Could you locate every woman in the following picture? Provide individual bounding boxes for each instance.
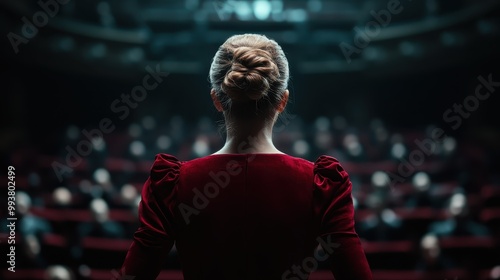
[120,34,372,280]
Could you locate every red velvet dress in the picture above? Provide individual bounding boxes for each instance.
[120,153,372,280]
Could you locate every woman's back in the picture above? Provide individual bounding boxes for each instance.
[177,153,318,279]
[122,153,372,279]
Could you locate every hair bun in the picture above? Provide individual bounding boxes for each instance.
[221,47,280,101]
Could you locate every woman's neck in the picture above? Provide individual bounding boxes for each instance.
[214,121,283,154]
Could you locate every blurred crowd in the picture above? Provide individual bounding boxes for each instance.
[1,114,499,279]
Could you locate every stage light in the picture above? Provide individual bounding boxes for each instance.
[293,139,310,156]
[449,193,466,216]
[371,119,389,142]
[65,124,80,140]
[307,0,322,12]
[477,19,499,35]
[97,1,115,27]
[381,209,399,224]
[270,0,284,14]
[490,265,500,279]
[371,171,390,188]
[142,115,156,130]
[391,142,406,159]
[314,116,330,132]
[399,41,422,57]
[440,31,464,47]
[412,172,430,191]
[130,140,146,157]
[185,0,199,10]
[442,136,456,154]
[253,0,272,21]
[286,9,307,22]
[128,123,142,138]
[235,1,253,21]
[17,191,32,215]
[91,136,106,152]
[332,116,347,131]
[93,168,111,184]
[53,36,75,53]
[193,136,209,157]
[315,132,332,150]
[87,43,107,59]
[363,46,387,61]
[122,47,145,64]
[79,179,93,194]
[28,172,41,188]
[344,134,362,157]
[156,135,172,150]
[90,198,110,222]
[53,186,72,206]
[121,184,138,205]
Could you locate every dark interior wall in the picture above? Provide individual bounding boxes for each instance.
[2,52,499,153]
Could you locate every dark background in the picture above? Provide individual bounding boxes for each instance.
[1,0,500,279]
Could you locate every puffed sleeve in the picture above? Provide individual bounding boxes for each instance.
[314,155,373,280]
[120,154,181,280]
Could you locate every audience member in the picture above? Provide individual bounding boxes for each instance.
[415,234,456,271]
[405,172,436,208]
[71,198,126,260]
[428,193,490,237]
[357,191,404,241]
[45,265,75,280]
[0,192,52,268]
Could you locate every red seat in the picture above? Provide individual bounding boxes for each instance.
[30,207,136,222]
[439,236,498,269]
[91,269,184,280]
[81,237,131,269]
[40,233,70,265]
[439,236,496,249]
[1,269,47,280]
[478,268,499,280]
[372,269,470,280]
[82,236,131,251]
[363,240,414,253]
[43,233,67,247]
[481,185,500,204]
[481,208,500,223]
[362,240,416,269]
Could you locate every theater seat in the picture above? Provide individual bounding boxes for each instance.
[481,207,500,235]
[30,207,136,222]
[90,269,184,280]
[0,269,47,280]
[478,268,500,280]
[371,268,470,280]
[395,207,447,238]
[81,237,131,269]
[439,236,497,269]
[309,267,460,280]
[42,233,69,265]
[362,240,416,269]
[481,185,500,207]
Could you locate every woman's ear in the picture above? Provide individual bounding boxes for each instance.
[277,90,289,113]
[211,89,224,112]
